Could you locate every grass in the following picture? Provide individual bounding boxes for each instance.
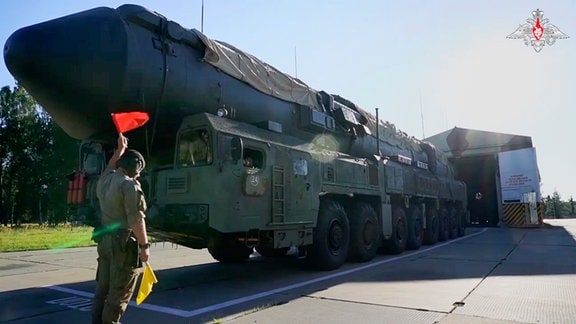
[0,224,96,252]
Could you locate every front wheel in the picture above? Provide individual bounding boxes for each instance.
[307,199,350,271]
[208,235,253,263]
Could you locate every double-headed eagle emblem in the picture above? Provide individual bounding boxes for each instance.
[507,9,569,53]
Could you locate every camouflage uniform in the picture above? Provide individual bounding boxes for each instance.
[91,167,147,324]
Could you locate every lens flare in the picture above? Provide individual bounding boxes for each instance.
[51,223,121,250]
[309,134,340,163]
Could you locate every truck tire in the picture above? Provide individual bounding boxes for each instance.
[381,206,407,254]
[448,207,459,239]
[457,207,467,237]
[406,206,424,250]
[307,199,350,271]
[208,235,253,263]
[348,202,379,262]
[423,206,439,245]
[438,207,450,241]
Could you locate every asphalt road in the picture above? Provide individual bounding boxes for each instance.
[1,219,575,324]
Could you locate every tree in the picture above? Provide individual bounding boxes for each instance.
[551,191,562,218]
[0,85,36,225]
[544,195,554,218]
[0,85,78,226]
[543,191,576,219]
[40,116,79,224]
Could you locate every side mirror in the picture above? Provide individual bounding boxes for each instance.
[231,137,244,162]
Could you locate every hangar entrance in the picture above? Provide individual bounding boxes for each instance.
[453,155,499,226]
[425,127,541,228]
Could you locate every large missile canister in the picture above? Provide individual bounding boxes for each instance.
[4,4,453,177]
[4,5,298,149]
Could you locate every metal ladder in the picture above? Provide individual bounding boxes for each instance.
[272,166,285,224]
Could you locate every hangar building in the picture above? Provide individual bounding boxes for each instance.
[426,127,543,227]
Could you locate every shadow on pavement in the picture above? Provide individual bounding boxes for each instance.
[0,219,574,323]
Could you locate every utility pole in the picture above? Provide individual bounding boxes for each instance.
[201,0,205,33]
[419,89,425,139]
[294,46,298,78]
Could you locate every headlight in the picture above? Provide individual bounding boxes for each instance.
[217,107,229,117]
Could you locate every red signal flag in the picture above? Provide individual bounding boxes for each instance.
[111,112,150,133]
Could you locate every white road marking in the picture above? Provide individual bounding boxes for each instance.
[46,285,191,317]
[46,296,93,312]
[46,228,488,318]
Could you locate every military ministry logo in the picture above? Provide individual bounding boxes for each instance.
[507,9,569,53]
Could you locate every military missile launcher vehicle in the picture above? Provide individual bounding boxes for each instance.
[4,4,467,270]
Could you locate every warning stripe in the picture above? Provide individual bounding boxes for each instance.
[503,203,543,227]
[503,203,526,226]
[537,202,544,224]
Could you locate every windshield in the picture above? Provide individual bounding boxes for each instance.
[177,128,213,166]
[81,142,106,174]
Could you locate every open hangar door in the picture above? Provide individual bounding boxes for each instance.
[452,155,499,226]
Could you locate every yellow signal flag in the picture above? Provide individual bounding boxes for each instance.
[136,262,158,305]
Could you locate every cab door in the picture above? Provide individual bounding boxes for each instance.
[270,146,319,225]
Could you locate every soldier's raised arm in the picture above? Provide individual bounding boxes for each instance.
[105,133,128,171]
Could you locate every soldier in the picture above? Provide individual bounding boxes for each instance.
[188,130,212,165]
[177,129,211,166]
[91,133,150,324]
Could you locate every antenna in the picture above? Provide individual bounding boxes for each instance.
[376,108,381,156]
[201,0,205,33]
[294,46,298,78]
[419,89,425,139]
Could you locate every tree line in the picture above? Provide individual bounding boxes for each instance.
[0,85,77,226]
[543,191,575,219]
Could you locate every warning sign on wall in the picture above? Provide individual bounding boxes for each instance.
[498,147,541,203]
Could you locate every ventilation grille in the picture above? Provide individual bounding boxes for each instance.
[325,166,335,182]
[167,176,187,193]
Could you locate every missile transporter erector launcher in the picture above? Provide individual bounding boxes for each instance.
[4,4,467,270]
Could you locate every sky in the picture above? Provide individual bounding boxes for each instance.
[1,0,575,200]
